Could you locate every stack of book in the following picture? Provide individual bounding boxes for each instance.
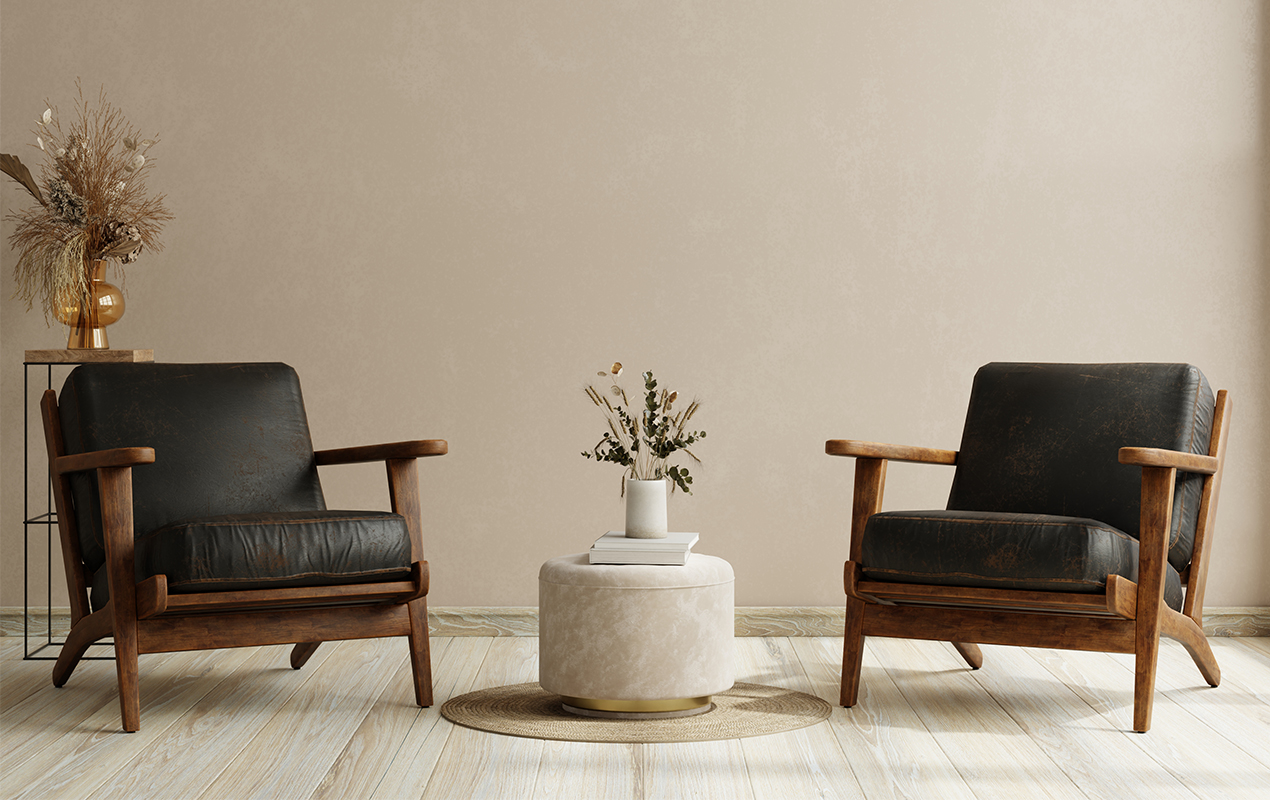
[588,531,699,565]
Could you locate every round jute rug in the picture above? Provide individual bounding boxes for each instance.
[440,682,832,743]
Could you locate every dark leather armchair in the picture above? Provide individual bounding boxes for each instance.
[42,362,445,732]
[827,363,1230,732]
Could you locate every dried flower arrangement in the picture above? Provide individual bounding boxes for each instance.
[2,84,171,323]
[582,362,706,494]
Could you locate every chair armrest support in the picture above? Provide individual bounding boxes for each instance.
[827,442,953,561]
[54,447,155,475]
[1119,447,1217,475]
[848,458,888,562]
[826,440,957,465]
[386,458,426,562]
[315,440,448,466]
[1133,464,1176,731]
[316,440,443,562]
[97,464,142,729]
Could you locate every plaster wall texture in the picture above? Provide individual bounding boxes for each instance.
[2,0,1267,607]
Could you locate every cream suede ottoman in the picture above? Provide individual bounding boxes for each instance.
[538,553,735,717]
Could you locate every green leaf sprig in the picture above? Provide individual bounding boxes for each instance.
[582,362,706,495]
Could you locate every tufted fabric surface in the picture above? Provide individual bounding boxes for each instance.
[59,363,328,574]
[946,362,1214,572]
[539,553,734,702]
[88,510,413,611]
[861,510,1184,610]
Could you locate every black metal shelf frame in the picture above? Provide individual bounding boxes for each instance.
[23,361,113,661]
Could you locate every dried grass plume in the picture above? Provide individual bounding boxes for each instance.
[3,83,172,323]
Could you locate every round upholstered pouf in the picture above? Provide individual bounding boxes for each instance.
[538,553,735,718]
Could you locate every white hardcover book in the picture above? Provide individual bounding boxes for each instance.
[589,531,699,565]
[590,531,699,551]
[589,547,693,566]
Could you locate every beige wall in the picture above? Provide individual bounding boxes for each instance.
[2,0,1267,609]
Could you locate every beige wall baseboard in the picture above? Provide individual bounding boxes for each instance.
[4,606,1268,640]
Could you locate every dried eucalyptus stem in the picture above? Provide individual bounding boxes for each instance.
[582,362,706,494]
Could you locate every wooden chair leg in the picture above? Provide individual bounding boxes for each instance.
[841,595,866,707]
[1133,619,1162,733]
[952,642,983,670]
[1163,609,1220,687]
[290,642,322,669]
[407,597,433,707]
[52,607,113,687]
[1180,636,1221,688]
[112,611,141,733]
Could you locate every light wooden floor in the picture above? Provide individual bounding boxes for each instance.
[2,634,1268,799]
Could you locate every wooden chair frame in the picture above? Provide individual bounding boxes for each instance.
[827,389,1230,733]
[41,389,447,733]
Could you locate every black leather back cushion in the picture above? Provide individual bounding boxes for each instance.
[59,363,327,573]
[947,363,1214,573]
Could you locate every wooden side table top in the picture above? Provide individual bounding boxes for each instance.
[25,349,154,364]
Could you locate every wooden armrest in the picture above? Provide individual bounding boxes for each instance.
[825,440,957,465]
[54,447,155,475]
[315,439,448,466]
[1118,447,1217,475]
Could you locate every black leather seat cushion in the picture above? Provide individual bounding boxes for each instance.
[90,510,412,611]
[861,510,1184,611]
[59,363,329,574]
[948,363,1214,572]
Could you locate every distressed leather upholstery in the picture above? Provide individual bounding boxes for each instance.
[860,363,1214,608]
[58,363,413,610]
[89,510,412,610]
[862,510,1184,610]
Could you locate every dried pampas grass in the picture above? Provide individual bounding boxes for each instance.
[4,82,171,323]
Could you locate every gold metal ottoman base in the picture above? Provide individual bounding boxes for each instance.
[559,695,714,719]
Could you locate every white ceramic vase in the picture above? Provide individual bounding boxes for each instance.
[624,478,669,539]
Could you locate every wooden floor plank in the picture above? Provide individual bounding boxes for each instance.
[422,637,544,800]
[871,637,1088,800]
[6,646,261,800]
[310,637,454,800]
[963,643,1198,799]
[531,741,643,800]
[641,740,755,800]
[197,638,405,800]
[1,645,153,723]
[734,637,864,799]
[370,637,494,800]
[1226,638,1270,680]
[1141,639,1270,767]
[366,639,491,799]
[1236,636,1270,660]
[1028,644,1270,799]
[0,635,54,668]
[1,654,128,755]
[85,643,338,800]
[1,636,1266,799]
[1,655,64,711]
[0,632,49,652]
[790,636,982,800]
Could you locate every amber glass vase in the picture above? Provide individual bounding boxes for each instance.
[58,259,125,349]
